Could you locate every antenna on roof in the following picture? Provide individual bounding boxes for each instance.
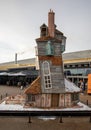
[15,53,17,64]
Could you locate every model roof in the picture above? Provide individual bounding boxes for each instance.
[24,76,41,94]
[24,77,80,94]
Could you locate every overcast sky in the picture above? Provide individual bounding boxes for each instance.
[0,0,91,63]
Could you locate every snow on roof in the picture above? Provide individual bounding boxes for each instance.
[0,72,8,75]
[8,72,26,76]
[65,78,80,93]
[24,77,80,94]
[0,72,26,76]
[0,101,91,111]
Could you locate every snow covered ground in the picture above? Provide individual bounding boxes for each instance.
[0,101,91,111]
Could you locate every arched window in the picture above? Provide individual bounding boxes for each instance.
[42,61,52,89]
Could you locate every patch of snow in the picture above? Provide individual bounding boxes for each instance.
[1,101,6,105]
[38,116,56,121]
[65,78,80,92]
[0,101,91,111]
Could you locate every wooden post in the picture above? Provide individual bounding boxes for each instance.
[28,113,32,123]
[87,100,88,106]
[89,116,91,123]
[59,113,63,123]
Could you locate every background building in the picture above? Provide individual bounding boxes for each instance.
[63,50,91,87]
[0,50,91,87]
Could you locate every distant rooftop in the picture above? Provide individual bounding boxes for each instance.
[0,50,91,67]
[63,50,91,61]
[0,58,35,66]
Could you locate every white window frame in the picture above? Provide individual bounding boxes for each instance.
[42,61,52,89]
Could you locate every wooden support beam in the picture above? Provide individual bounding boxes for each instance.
[28,113,32,123]
[89,116,91,123]
[59,113,63,123]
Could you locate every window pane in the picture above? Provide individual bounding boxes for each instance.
[48,80,50,83]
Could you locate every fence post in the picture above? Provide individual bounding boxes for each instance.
[86,100,88,106]
[89,116,91,123]
[59,113,63,123]
[28,113,32,123]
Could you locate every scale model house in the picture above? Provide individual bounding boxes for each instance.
[24,10,80,108]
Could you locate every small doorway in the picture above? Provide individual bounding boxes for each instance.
[51,94,59,107]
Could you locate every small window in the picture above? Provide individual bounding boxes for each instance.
[71,93,79,101]
[41,28,47,36]
[61,44,65,53]
[61,38,66,53]
[44,75,52,88]
[28,94,35,102]
[40,24,48,37]
[46,41,54,56]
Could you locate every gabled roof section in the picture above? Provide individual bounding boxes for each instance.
[40,23,47,28]
[24,76,41,94]
[55,29,63,35]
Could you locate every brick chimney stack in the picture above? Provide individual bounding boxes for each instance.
[48,9,55,37]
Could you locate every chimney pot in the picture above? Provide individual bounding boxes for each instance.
[48,10,55,37]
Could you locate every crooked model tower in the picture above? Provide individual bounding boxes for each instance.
[34,10,66,107]
[36,9,66,94]
[25,10,80,108]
